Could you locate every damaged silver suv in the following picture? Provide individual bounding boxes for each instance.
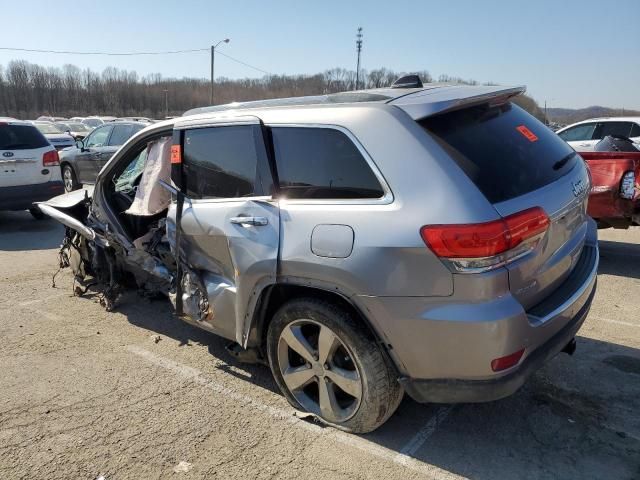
[40,81,598,433]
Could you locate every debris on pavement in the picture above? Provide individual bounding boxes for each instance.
[173,461,192,473]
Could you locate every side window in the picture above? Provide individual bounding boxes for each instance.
[271,127,384,200]
[85,126,112,148]
[597,122,633,138]
[630,123,640,138]
[109,124,134,146]
[558,123,596,142]
[182,125,271,199]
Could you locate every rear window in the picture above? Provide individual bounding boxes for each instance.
[271,127,384,200]
[182,125,271,199]
[0,124,49,150]
[109,124,140,146]
[35,123,64,134]
[421,103,578,203]
[595,121,634,139]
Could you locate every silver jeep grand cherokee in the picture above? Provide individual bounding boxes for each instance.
[40,81,598,433]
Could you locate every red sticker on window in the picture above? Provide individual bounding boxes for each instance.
[170,145,182,164]
[516,125,538,142]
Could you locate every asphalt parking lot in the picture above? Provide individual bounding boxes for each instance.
[0,210,639,480]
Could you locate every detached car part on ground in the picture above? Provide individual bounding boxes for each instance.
[583,135,640,229]
[40,83,598,433]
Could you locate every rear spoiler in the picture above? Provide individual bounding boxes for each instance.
[389,85,526,120]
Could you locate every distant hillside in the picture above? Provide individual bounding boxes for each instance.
[547,106,640,125]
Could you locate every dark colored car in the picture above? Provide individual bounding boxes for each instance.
[59,121,146,191]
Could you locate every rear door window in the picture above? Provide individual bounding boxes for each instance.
[85,125,112,148]
[557,123,596,142]
[594,121,634,139]
[182,125,272,199]
[630,123,640,138]
[271,127,384,199]
[421,103,577,204]
[0,124,49,150]
[108,124,136,146]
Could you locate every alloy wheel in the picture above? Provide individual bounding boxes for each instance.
[63,167,74,192]
[277,319,363,423]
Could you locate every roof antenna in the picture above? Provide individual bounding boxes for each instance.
[391,74,423,89]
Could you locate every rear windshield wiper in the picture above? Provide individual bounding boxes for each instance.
[553,152,576,171]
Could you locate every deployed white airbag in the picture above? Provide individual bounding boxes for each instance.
[126,137,172,216]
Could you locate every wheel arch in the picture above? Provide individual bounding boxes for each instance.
[246,279,403,373]
[60,160,77,179]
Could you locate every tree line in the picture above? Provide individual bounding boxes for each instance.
[0,60,544,120]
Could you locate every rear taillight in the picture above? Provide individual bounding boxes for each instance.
[43,150,59,167]
[421,207,549,273]
[620,171,636,199]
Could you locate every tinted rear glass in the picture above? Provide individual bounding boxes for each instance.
[596,121,633,138]
[109,124,136,146]
[182,125,269,199]
[0,124,49,150]
[420,103,577,203]
[272,127,384,199]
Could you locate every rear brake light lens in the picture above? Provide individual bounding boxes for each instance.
[620,171,636,199]
[43,150,59,167]
[491,348,525,372]
[421,207,549,272]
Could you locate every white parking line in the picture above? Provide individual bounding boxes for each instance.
[593,316,640,328]
[126,345,464,480]
[396,406,453,459]
[13,293,68,308]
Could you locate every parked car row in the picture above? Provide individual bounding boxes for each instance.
[37,115,156,130]
[0,117,148,218]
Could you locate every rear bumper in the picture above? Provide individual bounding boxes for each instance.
[0,181,65,211]
[399,280,595,402]
[356,226,599,403]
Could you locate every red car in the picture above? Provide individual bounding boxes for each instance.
[582,140,640,228]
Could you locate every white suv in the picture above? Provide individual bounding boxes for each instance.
[556,117,640,151]
[0,118,64,219]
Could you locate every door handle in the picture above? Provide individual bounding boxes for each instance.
[230,216,268,226]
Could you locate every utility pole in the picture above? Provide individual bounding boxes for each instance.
[210,38,230,105]
[544,100,547,125]
[355,27,363,90]
[163,89,168,119]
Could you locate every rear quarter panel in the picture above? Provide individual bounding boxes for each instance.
[263,104,501,298]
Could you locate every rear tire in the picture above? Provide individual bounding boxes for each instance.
[28,206,46,220]
[267,298,403,433]
[62,164,79,192]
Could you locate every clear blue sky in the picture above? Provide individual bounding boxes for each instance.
[1,0,638,109]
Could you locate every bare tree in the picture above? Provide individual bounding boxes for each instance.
[0,60,544,120]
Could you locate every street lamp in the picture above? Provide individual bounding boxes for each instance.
[211,38,230,105]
